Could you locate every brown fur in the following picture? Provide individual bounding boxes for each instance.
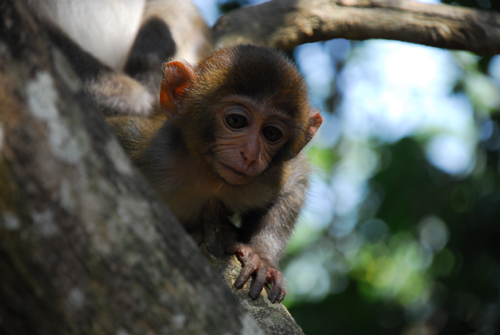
[108,45,322,303]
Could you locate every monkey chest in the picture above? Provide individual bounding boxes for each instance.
[163,184,275,229]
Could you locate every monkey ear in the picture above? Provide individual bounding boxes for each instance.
[305,109,323,144]
[160,61,196,120]
[290,109,322,158]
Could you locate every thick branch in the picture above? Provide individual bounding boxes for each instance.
[0,1,307,334]
[213,0,500,55]
[0,1,263,334]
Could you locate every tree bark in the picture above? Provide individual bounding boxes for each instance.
[213,0,500,55]
[7,0,495,334]
[0,1,266,334]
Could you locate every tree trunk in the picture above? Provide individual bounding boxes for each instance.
[0,1,269,334]
[6,0,494,333]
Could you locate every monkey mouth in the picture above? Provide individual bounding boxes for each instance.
[216,162,252,186]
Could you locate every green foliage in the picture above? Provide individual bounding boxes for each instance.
[289,133,500,334]
[307,146,338,175]
[213,1,500,333]
[284,3,500,335]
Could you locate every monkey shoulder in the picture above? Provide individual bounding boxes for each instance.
[107,113,164,144]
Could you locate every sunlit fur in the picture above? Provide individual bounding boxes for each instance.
[108,45,322,303]
[179,45,313,163]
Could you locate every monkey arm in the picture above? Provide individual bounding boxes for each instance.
[40,21,154,116]
[227,154,311,303]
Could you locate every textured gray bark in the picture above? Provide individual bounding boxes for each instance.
[0,0,306,334]
[7,0,493,334]
[0,1,265,334]
[213,0,500,55]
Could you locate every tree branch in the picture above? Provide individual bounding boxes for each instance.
[213,0,500,55]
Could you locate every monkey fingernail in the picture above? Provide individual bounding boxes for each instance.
[279,290,286,303]
[249,287,261,300]
[234,277,246,289]
[269,290,280,303]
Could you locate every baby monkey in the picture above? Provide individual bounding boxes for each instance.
[108,45,322,303]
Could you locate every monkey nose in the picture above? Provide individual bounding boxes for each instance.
[242,138,261,162]
[240,149,259,168]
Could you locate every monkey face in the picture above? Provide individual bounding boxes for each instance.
[210,98,291,185]
[157,46,322,186]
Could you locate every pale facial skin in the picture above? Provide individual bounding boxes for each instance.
[211,97,292,185]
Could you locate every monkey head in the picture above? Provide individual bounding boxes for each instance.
[159,44,322,186]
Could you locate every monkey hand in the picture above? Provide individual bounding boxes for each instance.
[226,243,286,303]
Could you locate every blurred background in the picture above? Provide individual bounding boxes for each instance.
[195,0,500,334]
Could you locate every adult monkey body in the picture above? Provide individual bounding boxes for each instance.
[25,0,212,115]
[26,0,322,303]
[108,45,322,303]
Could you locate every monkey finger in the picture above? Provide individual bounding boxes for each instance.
[249,267,269,300]
[270,269,284,288]
[269,285,285,304]
[226,243,248,260]
[278,289,286,303]
[269,289,286,304]
[268,269,286,303]
[234,263,257,289]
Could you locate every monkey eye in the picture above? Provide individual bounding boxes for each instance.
[225,114,248,129]
[263,126,283,142]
